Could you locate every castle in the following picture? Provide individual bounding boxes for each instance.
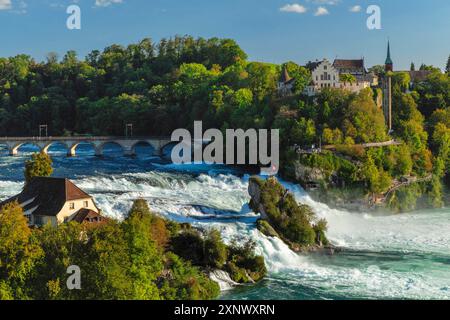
[277,42,407,133]
[278,58,378,98]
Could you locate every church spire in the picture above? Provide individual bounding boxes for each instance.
[385,40,393,71]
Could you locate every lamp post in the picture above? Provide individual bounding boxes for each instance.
[39,125,48,139]
[125,123,133,138]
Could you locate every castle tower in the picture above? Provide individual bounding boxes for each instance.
[277,65,295,97]
[382,41,393,132]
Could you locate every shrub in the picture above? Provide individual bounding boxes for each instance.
[226,239,267,283]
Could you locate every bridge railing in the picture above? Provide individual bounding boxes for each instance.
[0,136,172,142]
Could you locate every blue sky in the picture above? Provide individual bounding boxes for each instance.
[0,0,449,70]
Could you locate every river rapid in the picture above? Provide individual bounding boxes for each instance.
[0,143,449,300]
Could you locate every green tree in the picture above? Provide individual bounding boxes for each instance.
[362,156,392,194]
[203,229,227,268]
[24,152,53,183]
[122,199,163,300]
[282,61,311,94]
[246,62,277,102]
[231,88,253,108]
[446,55,450,74]
[29,222,84,300]
[339,73,356,85]
[395,145,413,176]
[368,65,386,77]
[392,72,411,92]
[0,202,42,299]
[79,222,134,300]
[345,88,387,143]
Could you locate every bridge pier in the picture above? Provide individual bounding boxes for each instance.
[123,146,136,157]
[153,148,163,157]
[65,143,77,157]
[94,147,103,157]
[9,148,17,156]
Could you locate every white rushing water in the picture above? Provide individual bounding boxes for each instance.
[0,149,449,300]
[73,170,450,299]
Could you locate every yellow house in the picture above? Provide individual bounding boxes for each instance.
[1,177,104,227]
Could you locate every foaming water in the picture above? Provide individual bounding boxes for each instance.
[0,144,449,300]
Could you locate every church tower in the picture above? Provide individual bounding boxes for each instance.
[385,41,393,72]
[382,41,393,132]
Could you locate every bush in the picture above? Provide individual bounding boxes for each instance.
[226,239,267,283]
[159,253,220,300]
[171,230,204,266]
[204,230,228,269]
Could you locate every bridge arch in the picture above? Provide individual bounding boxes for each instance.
[10,142,42,156]
[67,141,98,157]
[160,141,180,157]
[42,142,70,154]
[131,141,156,156]
[97,141,127,157]
[0,143,9,155]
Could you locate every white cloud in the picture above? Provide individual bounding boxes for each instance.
[0,0,12,10]
[314,6,329,16]
[349,5,362,13]
[280,3,307,14]
[95,0,123,7]
[307,0,339,5]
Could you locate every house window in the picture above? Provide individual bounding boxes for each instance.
[69,202,75,210]
[324,65,327,70]
[84,201,89,208]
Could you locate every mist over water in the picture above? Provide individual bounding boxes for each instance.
[1,144,449,300]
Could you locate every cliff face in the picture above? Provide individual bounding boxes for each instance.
[290,161,373,212]
[292,161,327,185]
[248,178,268,220]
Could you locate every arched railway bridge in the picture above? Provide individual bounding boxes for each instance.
[0,136,174,157]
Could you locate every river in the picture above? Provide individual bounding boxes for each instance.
[0,143,449,300]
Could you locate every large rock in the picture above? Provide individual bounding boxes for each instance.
[248,178,268,220]
[293,161,327,184]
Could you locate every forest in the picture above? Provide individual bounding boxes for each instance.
[0,35,449,209]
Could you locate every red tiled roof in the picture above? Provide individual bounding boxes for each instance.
[333,59,365,70]
[1,177,92,217]
[72,208,108,224]
[408,70,432,82]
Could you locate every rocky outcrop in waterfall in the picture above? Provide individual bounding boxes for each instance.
[249,176,333,253]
